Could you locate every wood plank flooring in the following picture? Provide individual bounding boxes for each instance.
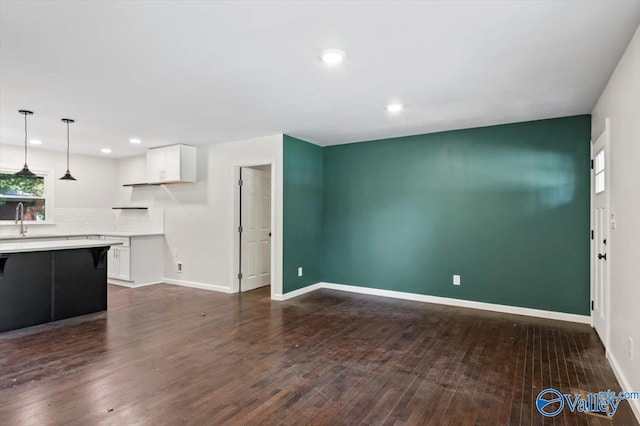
[0,284,637,425]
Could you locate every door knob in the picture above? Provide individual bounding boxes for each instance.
[598,253,607,260]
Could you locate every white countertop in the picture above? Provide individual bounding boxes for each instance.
[100,232,164,237]
[0,239,123,254]
[0,232,164,241]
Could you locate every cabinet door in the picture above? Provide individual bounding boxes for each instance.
[163,145,182,182]
[117,247,131,281]
[146,148,165,183]
[107,247,119,278]
[179,145,197,182]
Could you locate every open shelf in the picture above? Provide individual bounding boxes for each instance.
[111,207,148,210]
[122,183,162,187]
[122,181,192,187]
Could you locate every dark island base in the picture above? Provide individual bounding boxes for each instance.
[0,247,109,333]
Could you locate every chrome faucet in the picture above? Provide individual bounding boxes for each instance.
[15,202,28,237]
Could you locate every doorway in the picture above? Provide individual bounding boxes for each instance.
[238,165,272,292]
[591,118,610,346]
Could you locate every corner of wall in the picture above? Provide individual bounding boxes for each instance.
[591,23,640,423]
[282,135,324,294]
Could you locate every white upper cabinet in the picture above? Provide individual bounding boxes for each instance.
[146,148,166,183]
[146,144,197,183]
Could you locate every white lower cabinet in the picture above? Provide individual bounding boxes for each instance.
[104,235,163,287]
[107,244,131,281]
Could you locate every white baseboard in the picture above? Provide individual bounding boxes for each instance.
[272,283,322,301]
[163,278,234,294]
[607,351,640,422]
[110,277,233,294]
[277,281,590,324]
[108,279,163,289]
[107,280,135,288]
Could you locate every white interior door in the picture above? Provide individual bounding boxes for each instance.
[240,167,271,292]
[258,170,271,286]
[592,124,610,345]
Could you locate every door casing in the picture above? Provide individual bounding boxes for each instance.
[232,161,276,298]
[591,117,611,349]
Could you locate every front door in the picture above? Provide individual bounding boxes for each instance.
[592,121,610,345]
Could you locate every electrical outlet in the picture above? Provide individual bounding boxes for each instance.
[628,337,633,360]
[298,267,303,277]
[177,262,183,273]
[453,275,461,286]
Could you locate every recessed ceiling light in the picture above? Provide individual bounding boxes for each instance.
[321,49,346,65]
[101,148,112,154]
[129,138,141,144]
[29,139,42,145]
[386,103,404,113]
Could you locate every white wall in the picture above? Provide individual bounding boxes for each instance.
[0,143,118,208]
[0,144,120,236]
[115,134,284,296]
[591,25,640,420]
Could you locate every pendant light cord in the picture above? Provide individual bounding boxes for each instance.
[23,112,28,164]
[66,120,70,171]
[16,110,35,177]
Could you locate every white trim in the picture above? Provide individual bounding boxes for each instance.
[276,282,590,324]
[231,160,278,299]
[163,278,234,294]
[108,277,234,293]
[0,164,55,225]
[590,137,594,329]
[607,351,640,422]
[272,283,322,301]
[0,221,57,227]
[590,117,611,347]
[108,279,163,289]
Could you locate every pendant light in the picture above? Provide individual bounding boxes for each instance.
[15,110,36,177]
[60,118,77,180]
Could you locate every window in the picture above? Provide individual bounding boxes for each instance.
[594,149,605,194]
[0,170,52,222]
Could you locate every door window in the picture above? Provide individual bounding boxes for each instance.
[594,149,605,194]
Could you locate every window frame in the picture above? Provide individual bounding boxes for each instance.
[0,164,55,225]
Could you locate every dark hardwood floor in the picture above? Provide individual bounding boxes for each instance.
[0,284,636,425]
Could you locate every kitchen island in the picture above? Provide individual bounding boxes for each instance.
[0,239,122,333]
[0,232,166,289]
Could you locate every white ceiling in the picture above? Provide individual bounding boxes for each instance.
[1,1,639,158]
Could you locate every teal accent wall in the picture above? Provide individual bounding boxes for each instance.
[283,135,323,292]
[322,116,591,315]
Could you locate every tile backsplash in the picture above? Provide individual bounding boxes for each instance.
[0,207,164,236]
